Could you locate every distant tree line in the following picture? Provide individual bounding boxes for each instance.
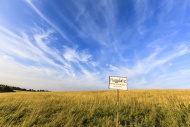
[0,85,14,92]
[0,84,50,93]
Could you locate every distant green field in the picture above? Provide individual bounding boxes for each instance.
[0,90,190,127]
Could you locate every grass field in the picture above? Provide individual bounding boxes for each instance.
[0,90,190,127]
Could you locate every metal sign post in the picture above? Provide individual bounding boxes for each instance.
[109,76,128,127]
[116,89,119,127]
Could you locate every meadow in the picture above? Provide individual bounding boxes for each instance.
[0,90,189,127]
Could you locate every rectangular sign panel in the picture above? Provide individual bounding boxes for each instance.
[109,76,128,90]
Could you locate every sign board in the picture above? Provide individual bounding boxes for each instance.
[109,76,128,90]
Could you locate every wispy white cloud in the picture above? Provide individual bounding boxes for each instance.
[25,0,73,44]
[103,40,190,88]
[0,24,103,90]
[0,55,87,90]
[63,46,91,63]
[0,53,104,90]
[134,0,149,23]
[146,68,190,89]
[73,0,117,45]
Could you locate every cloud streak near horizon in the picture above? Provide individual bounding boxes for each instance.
[0,0,190,90]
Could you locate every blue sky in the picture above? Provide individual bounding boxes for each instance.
[0,0,190,91]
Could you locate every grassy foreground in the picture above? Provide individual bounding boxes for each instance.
[0,90,190,127]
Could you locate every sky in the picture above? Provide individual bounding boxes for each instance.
[0,0,190,91]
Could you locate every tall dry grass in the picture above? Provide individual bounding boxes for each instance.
[0,90,189,126]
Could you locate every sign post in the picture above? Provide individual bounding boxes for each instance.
[116,89,119,127]
[109,76,128,127]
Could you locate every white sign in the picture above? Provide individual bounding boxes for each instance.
[109,76,128,90]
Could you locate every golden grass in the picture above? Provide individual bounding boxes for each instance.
[0,90,190,126]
